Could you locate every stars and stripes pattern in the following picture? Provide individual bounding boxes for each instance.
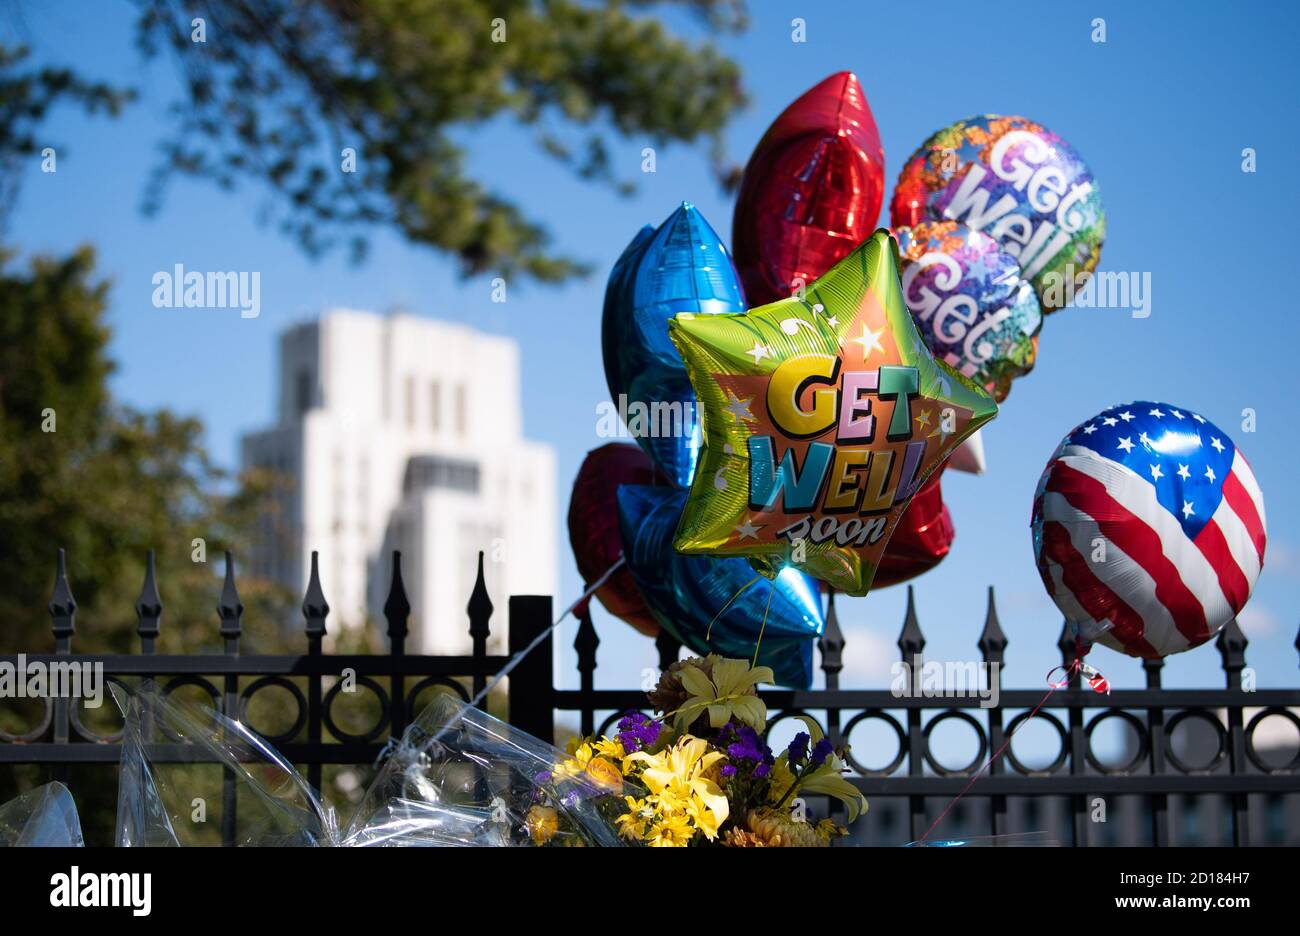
[1032,402,1266,659]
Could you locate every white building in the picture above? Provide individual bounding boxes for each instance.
[241,309,557,655]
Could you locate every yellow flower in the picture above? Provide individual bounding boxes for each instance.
[769,715,868,823]
[525,805,559,845]
[670,656,772,733]
[584,756,624,794]
[622,735,730,843]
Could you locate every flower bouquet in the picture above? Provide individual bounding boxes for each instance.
[534,655,866,847]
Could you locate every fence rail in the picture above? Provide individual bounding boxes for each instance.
[2,549,1298,846]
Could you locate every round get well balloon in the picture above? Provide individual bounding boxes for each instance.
[601,203,746,487]
[891,116,1104,312]
[894,221,1043,402]
[1032,403,1267,659]
[568,443,667,637]
[669,229,998,595]
[732,71,885,308]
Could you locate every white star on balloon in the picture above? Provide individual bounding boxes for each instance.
[1205,466,1216,483]
[1210,437,1225,453]
[1119,411,1135,422]
[734,517,763,540]
[723,393,754,423]
[1150,463,1163,481]
[1117,437,1135,453]
[851,323,886,362]
[1182,500,1195,518]
[1177,464,1191,480]
[746,341,772,364]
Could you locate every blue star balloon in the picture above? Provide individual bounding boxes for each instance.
[616,484,823,688]
[601,203,747,487]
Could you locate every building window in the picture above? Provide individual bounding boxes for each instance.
[430,381,441,431]
[405,376,416,429]
[455,384,467,437]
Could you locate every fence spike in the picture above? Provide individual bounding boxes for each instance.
[1216,617,1248,673]
[302,550,329,637]
[655,628,681,672]
[897,584,924,659]
[467,550,493,643]
[977,585,1006,665]
[217,551,243,639]
[48,548,77,640]
[1295,618,1300,668]
[384,550,410,646]
[574,601,599,674]
[135,550,163,643]
[818,589,845,676]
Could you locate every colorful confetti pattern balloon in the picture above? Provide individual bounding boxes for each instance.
[892,115,1104,312]
[894,221,1043,402]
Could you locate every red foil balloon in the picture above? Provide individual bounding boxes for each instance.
[873,471,954,588]
[731,71,885,307]
[568,443,666,637]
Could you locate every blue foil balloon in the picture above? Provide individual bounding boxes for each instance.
[601,203,747,487]
[616,484,822,688]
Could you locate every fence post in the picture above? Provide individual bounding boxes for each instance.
[47,550,76,785]
[468,552,493,699]
[1058,621,1089,846]
[302,551,328,795]
[1217,619,1250,846]
[385,551,410,736]
[1143,658,1169,846]
[216,552,243,848]
[574,600,599,737]
[508,595,553,742]
[897,586,926,842]
[978,587,1007,838]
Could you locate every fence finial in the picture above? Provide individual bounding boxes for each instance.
[818,589,845,678]
[1056,619,1076,669]
[467,550,493,645]
[48,548,77,641]
[574,600,599,674]
[302,550,329,637]
[135,550,163,644]
[897,584,924,659]
[1216,617,1248,674]
[384,550,410,647]
[977,586,1006,665]
[217,551,243,639]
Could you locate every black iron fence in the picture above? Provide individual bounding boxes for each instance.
[2,549,1298,846]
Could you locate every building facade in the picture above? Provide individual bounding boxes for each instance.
[241,309,556,655]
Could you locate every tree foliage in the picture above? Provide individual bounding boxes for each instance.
[132,0,749,279]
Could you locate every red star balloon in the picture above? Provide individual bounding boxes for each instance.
[731,71,885,308]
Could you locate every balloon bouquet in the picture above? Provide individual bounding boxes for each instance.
[571,69,1263,685]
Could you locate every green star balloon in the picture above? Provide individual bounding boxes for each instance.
[668,229,998,595]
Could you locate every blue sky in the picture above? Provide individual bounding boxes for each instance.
[8,1,1300,760]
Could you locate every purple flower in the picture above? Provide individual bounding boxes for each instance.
[787,732,810,764]
[615,711,662,753]
[720,764,737,778]
[534,770,553,784]
[810,738,834,768]
[753,762,771,778]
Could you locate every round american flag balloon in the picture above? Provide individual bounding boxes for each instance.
[1032,402,1266,659]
